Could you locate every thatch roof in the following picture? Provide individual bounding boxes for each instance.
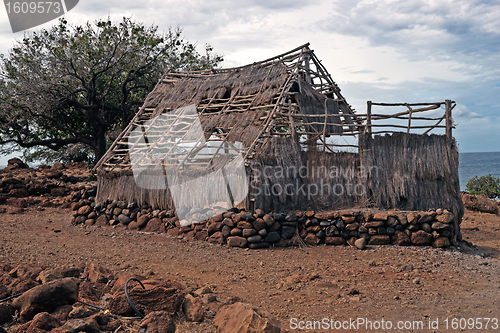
[94,43,359,175]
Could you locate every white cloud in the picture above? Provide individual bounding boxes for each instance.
[321,0,500,79]
[454,104,485,119]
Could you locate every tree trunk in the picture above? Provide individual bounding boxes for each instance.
[94,125,108,164]
[121,112,133,131]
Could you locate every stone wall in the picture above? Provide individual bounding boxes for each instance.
[71,197,456,249]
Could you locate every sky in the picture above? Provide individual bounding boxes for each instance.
[0,0,499,165]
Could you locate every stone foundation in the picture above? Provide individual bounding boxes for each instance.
[71,198,456,249]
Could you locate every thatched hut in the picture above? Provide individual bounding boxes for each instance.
[94,43,463,234]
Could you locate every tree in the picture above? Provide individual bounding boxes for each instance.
[0,17,222,163]
[466,174,500,199]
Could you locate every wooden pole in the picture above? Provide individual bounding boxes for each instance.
[288,99,296,142]
[406,104,413,134]
[304,51,312,84]
[366,101,372,134]
[304,50,315,151]
[322,99,328,151]
[445,100,452,139]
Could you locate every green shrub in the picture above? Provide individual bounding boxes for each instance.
[466,174,500,199]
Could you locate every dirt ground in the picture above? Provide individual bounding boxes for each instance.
[1,206,500,333]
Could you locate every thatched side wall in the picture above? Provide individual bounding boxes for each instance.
[301,150,363,209]
[96,167,247,214]
[247,138,363,211]
[96,170,175,209]
[246,138,304,211]
[359,133,462,210]
[359,132,464,238]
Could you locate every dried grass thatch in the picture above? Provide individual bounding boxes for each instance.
[94,44,463,240]
[360,132,464,236]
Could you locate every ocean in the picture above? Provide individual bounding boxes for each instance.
[458,151,500,192]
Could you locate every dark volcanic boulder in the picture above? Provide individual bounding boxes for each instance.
[11,277,79,322]
[0,303,15,325]
[411,230,433,246]
[391,231,412,246]
[139,311,176,333]
[7,157,28,169]
[214,302,283,333]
